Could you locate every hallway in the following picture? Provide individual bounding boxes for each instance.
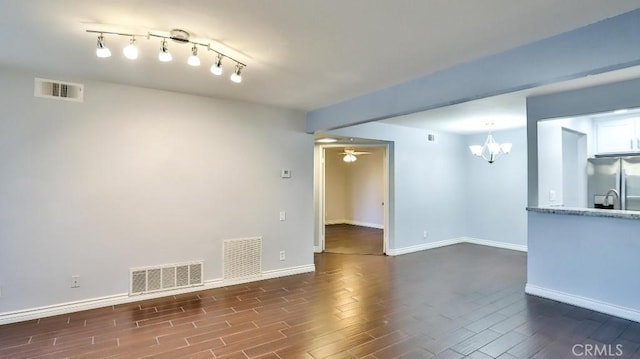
[324,224,383,255]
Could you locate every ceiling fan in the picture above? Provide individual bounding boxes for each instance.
[340,148,371,163]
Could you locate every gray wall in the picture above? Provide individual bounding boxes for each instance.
[528,212,640,317]
[328,123,529,251]
[0,69,314,313]
[464,128,528,247]
[328,123,467,250]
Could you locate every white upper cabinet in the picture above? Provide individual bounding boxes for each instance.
[596,118,640,154]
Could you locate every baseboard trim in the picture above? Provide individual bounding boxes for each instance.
[387,238,464,256]
[314,245,322,253]
[324,220,384,229]
[525,284,640,323]
[0,264,315,325]
[387,237,527,256]
[324,219,346,225]
[463,237,528,252]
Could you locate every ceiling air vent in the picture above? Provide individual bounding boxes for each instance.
[34,78,84,102]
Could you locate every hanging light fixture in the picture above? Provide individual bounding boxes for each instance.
[469,125,512,163]
[95,34,111,58]
[230,64,243,83]
[210,54,223,75]
[187,45,200,66]
[123,37,138,60]
[87,28,247,83]
[158,39,172,62]
[343,153,357,163]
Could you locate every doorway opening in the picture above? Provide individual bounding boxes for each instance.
[314,142,390,255]
[561,128,588,207]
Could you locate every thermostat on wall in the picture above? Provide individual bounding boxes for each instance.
[281,169,291,178]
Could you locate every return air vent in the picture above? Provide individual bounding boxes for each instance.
[129,261,203,296]
[34,78,84,102]
[223,237,262,281]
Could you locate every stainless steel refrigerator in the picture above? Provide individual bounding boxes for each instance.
[587,157,640,210]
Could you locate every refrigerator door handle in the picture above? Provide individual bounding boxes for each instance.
[621,169,627,210]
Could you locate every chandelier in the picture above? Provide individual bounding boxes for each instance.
[88,28,246,83]
[469,129,512,164]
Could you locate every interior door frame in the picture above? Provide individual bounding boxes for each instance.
[314,143,390,254]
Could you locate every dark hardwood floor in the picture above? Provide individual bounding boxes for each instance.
[1,243,639,358]
[324,224,383,255]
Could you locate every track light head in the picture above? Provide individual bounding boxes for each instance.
[158,39,172,62]
[210,54,223,76]
[96,34,111,58]
[123,37,138,60]
[230,63,243,83]
[187,45,200,66]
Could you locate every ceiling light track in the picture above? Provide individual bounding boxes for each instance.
[86,28,246,83]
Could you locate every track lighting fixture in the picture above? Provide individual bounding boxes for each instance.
[210,54,223,75]
[123,37,138,60]
[96,34,111,58]
[86,27,247,83]
[158,39,172,62]
[187,45,200,66]
[231,64,243,83]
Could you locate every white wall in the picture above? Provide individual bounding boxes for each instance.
[0,70,314,314]
[346,148,384,227]
[324,147,384,228]
[464,128,528,247]
[327,123,467,250]
[324,148,348,222]
[537,117,594,207]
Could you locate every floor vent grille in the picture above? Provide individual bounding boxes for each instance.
[34,78,84,102]
[129,261,203,296]
[223,237,262,281]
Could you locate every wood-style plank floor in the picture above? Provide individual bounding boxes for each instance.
[324,224,383,255]
[1,243,639,358]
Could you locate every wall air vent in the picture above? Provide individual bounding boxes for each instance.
[129,261,203,296]
[223,237,262,281]
[34,78,84,102]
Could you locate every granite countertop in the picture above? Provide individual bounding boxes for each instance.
[527,206,640,220]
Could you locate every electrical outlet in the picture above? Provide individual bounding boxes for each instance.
[279,250,286,261]
[279,211,286,221]
[423,231,428,239]
[0,286,2,298]
[549,190,557,202]
[71,275,80,288]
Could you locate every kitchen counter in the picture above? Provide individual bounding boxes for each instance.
[526,206,640,220]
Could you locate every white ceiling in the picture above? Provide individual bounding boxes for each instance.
[2,1,640,112]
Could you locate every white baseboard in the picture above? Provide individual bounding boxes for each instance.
[324,219,384,229]
[0,264,315,325]
[463,237,528,252]
[525,284,640,323]
[324,219,346,225]
[387,238,464,256]
[387,237,527,256]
